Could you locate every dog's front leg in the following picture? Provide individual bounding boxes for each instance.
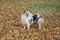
[27,24,30,30]
[23,25,26,29]
[27,22,30,30]
[22,24,26,29]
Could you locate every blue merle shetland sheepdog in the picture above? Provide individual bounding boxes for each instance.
[21,9,44,29]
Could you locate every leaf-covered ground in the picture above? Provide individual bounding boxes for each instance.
[0,0,60,40]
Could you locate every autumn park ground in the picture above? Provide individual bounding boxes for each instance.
[0,0,60,40]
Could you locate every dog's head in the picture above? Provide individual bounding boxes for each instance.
[23,9,29,16]
[22,9,32,17]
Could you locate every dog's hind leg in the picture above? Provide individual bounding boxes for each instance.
[38,23,41,29]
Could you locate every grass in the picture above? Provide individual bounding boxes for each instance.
[0,0,60,40]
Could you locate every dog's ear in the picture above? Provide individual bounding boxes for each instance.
[23,9,26,13]
[23,9,28,13]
